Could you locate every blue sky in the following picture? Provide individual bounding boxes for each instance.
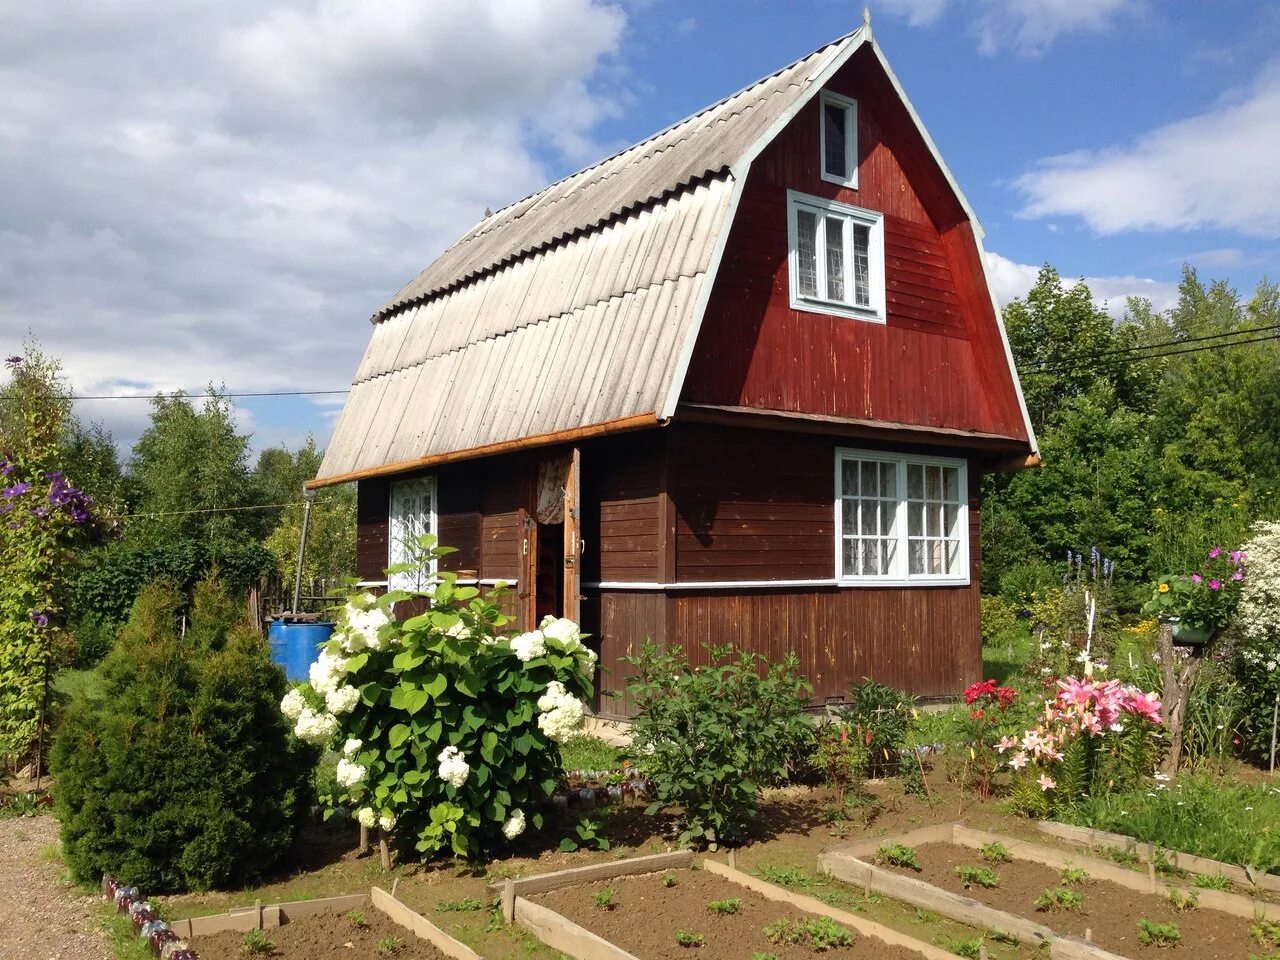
[2,0,1276,457]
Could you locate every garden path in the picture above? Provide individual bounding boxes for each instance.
[0,813,109,959]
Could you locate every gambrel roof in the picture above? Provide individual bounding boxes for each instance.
[314,26,1034,486]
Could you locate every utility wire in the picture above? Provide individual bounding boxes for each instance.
[33,388,353,402]
[1024,322,1280,373]
[115,499,348,520]
[1031,329,1280,378]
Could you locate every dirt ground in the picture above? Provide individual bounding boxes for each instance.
[194,906,450,960]
[890,840,1268,959]
[0,813,109,960]
[536,868,926,960]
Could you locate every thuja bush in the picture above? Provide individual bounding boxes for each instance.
[52,577,313,892]
[624,643,813,848]
[281,537,596,858]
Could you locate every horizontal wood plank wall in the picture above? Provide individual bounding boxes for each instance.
[356,477,390,582]
[478,458,522,582]
[585,432,664,583]
[436,460,482,574]
[681,47,1027,441]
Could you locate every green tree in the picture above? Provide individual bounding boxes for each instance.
[259,437,355,588]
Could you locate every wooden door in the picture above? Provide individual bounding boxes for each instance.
[562,447,582,623]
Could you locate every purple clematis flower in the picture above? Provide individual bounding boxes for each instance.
[29,610,48,628]
[5,356,22,365]
[2,481,30,499]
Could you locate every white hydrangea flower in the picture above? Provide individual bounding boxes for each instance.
[537,681,567,713]
[335,758,368,788]
[537,684,586,742]
[541,617,581,648]
[342,738,363,757]
[309,648,348,694]
[280,688,306,721]
[437,745,470,788]
[379,812,396,832]
[510,631,547,662]
[446,620,472,640]
[325,684,361,715]
[345,600,393,651]
[502,809,526,840]
[355,806,377,829]
[1240,521,1279,642]
[294,707,338,745]
[336,627,364,654]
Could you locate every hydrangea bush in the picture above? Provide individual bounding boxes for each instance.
[1002,677,1163,817]
[281,538,595,858]
[1234,521,1280,760]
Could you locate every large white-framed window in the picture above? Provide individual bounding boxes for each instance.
[835,449,969,585]
[787,190,885,323]
[819,90,858,188]
[388,476,437,591]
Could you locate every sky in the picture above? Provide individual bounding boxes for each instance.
[2,0,1277,457]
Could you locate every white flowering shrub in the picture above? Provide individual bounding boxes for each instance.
[281,537,595,858]
[1233,521,1280,759]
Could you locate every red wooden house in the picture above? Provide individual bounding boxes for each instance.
[310,26,1038,714]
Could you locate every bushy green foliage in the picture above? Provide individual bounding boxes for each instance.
[874,843,920,871]
[1033,888,1083,911]
[1069,775,1280,875]
[955,865,999,889]
[838,678,914,777]
[624,643,812,848]
[258,438,355,583]
[51,577,313,892]
[71,539,275,626]
[811,721,867,805]
[1136,919,1180,947]
[283,538,595,859]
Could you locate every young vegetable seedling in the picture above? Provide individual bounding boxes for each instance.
[1034,887,1083,912]
[241,929,275,955]
[1167,889,1198,912]
[1059,865,1090,886]
[874,842,921,871]
[592,888,617,911]
[979,841,1012,864]
[1192,873,1230,890]
[674,931,705,948]
[706,898,741,914]
[955,865,999,889]
[763,916,855,950]
[1136,919,1181,947]
[347,909,368,928]
[437,897,485,912]
[1251,918,1280,948]
[662,874,678,888]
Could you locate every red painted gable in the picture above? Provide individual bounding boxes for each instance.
[682,47,1029,443]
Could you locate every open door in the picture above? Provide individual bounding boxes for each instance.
[529,449,582,627]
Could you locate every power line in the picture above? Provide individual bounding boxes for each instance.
[1034,330,1280,378]
[115,499,348,520]
[1024,322,1280,374]
[61,388,351,402]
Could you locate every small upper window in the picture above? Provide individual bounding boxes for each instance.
[820,91,858,188]
[389,476,436,590]
[787,190,885,323]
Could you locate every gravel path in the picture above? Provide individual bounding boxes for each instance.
[0,814,110,960]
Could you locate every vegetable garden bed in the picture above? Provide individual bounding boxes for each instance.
[497,851,952,960]
[821,823,1280,960]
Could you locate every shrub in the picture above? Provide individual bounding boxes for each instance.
[282,538,594,860]
[70,613,116,667]
[980,595,1021,647]
[811,722,867,805]
[51,577,313,892]
[624,642,812,848]
[838,679,914,777]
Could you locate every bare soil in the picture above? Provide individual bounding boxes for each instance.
[534,868,929,960]
[193,907,450,960]
[889,841,1267,959]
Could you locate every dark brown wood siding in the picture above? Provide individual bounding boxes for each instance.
[583,432,664,583]
[356,477,390,582]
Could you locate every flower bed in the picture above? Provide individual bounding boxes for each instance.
[822,824,1280,960]
[531,868,932,960]
[193,908,447,960]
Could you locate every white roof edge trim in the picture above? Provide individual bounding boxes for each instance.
[869,37,1037,454]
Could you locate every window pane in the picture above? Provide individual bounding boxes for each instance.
[863,538,880,575]
[842,501,858,535]
[945,540,960,574]
[881,538,896,575]
[860,461,878,497]
[842,538,857,574]
[825,216,846,302]
[852,223,871,307]
[841,460,859,495]
[909,541,924,575]
[879,506,894,536]
[796,209,819,297]
[927,503,941,537]
[928,540,942,575]
[943,503,959,538]
[943,466,960,502]
[908,501,922,537]
[860,501,876,535]
[907,464,923,499]
[880,462,896,498]
[823,102,847,179]
[926,465,942,500]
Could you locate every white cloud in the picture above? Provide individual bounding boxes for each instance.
[985,251,1181,316]
[0,0,626,452]
[876,0,1139,55]
[1185,248,1244,269]
[1016,62,1280,236]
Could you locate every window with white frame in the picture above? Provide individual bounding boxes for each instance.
[835,450,968,584]
[788,191,885,323]
[388,476,436,590]
[820,91,858,187]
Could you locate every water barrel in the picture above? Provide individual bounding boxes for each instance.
[268,619,336,681]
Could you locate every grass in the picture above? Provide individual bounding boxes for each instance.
[100,905,155,960]
[1033,888,1083,912]
[559,734,622,771]
[706,898,741,915]
[755,865,815,889]
[674,931,705,948]
[874,843,921,871]
[1136,919,1181,947]
[954,865,999,890]
[1191,873,1231,890]
[1251,918,1280,949]
[763,916,855,951]
[436,897,485,912]
[935,933,985,959]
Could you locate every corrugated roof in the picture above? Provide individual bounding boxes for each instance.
[316,31,867,484]
[374,31,856,318]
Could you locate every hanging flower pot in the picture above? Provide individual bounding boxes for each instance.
[1169,617,1214,647]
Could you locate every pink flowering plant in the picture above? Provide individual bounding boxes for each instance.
[1002,677,1164,817]
[1143,547,1247,640]
[958,679,1021,797]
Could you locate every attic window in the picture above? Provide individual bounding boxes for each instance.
[787,190,884,323]
[820,91,858,187]
[388,476,436,591]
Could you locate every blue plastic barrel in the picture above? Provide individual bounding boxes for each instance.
[268,620,336,681]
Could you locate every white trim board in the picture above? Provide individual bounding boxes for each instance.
[582,578,970,591]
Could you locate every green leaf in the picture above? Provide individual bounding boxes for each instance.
[388,723,410,748]
[558,838,579,853]
[423,672,448,699]
[390,684,429,716]
[481,731,499,763]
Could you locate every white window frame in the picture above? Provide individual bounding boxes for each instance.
[833,448,969,587]
[388,475,437,591]
[787,190,886,324]
[819,90,859,188]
